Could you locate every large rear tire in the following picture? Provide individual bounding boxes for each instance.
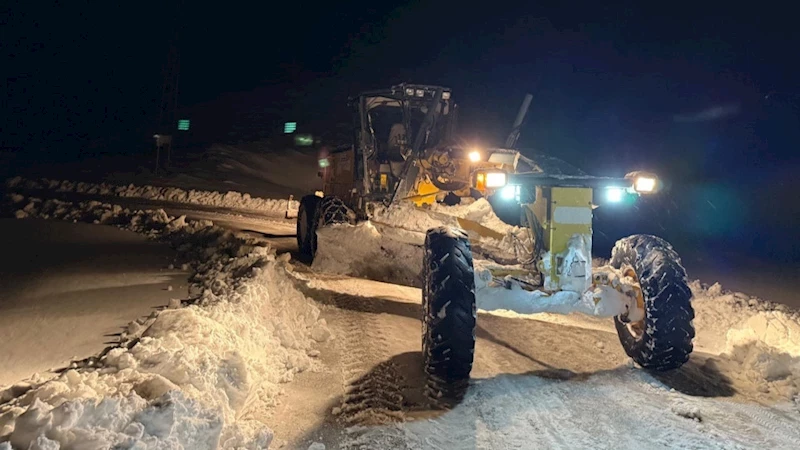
[611,235,695,371]
[297,195,321,257]
[422,227,477,399]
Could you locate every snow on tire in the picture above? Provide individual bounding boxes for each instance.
[611,234,695,371]
[297,195,321,257]
[422,226,477,400]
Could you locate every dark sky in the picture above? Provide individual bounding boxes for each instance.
[4,1,799,181]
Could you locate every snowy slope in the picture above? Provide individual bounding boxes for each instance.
[198,144,322,197]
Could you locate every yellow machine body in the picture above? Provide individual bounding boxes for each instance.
[529,186,593,288]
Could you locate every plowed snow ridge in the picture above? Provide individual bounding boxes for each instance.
[5,177,298,214]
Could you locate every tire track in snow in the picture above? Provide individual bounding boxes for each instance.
[323,293,408,447]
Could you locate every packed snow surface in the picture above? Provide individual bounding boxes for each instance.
[0,219,186,387]
[1,194,330,448]
[344,368,800,449]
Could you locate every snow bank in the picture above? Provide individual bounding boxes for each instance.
[690,281,800,398]
[1,194,330,448]
[691,281,800,358]
[5,176,298,215]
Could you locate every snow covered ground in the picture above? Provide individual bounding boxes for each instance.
[286,271,800,449]
[307,202,800,448]
[0,194,330,448]
[3,178,800,449]
[0,219,187,387]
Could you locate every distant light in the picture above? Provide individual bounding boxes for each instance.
[468,150,481,162]
[177,119,190,131]
[294,134,314,147]
[284,122,297,134]
[318,158,330,168]
[606,187,625,203]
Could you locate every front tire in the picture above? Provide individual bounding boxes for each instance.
[611,235,695,371]
[422,227,477,399]
[309,196,350,258]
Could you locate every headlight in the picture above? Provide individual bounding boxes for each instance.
[634,176,657,193]
[468,150,481,162]
[606,187,625,203]
[405,88,414,96]
[500,185,519,200]
[415,89,425,97]
[485,172,507,188]
[442,91,451,100]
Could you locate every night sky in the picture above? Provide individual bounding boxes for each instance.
[4,1,799,259]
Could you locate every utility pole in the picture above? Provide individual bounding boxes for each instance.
[154,36,180,174]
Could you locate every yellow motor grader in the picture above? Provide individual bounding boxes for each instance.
[297,84,694,399]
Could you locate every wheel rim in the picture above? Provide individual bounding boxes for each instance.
[622,266,646,340]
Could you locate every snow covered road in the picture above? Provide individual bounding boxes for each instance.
[271,271,800,449]
[0,219,188,387]
[2,181,799,449]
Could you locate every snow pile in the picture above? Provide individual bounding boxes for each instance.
[313,222,424,287]
[691,281,800,357]
[1,194,330,448]
[691,281,800,397]
[1,391,223,450]
[429,198,517,234]
[313,200,530,286]
[5,176,298,215]
[8,196,212,237]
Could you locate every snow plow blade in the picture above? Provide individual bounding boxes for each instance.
[455,217,506,241]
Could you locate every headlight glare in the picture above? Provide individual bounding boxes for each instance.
[606,187,625,203]
[485,172,507,188]
[634,176,657,193]
[468,151,481,162]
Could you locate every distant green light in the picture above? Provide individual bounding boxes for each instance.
[318,158,330,168]
[294,134,314,146]
[177,119,190,131]
[284,122,297,133]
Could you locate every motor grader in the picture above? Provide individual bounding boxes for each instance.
[297,84,695,398]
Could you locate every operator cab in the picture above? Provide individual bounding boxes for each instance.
[355,85,454,164]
